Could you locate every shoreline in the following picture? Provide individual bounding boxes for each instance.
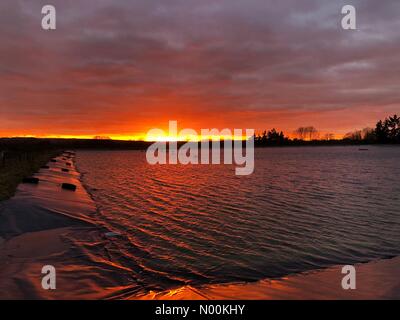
[2,137,400,153]
[137,255,400,300]
[0,151,107,299]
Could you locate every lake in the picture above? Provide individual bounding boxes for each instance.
[76,146,400,291]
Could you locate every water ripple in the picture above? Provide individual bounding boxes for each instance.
[75,146,400,290]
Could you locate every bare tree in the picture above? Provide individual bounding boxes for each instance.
[294,127,306,140]
[304,126,319,140]
[361,127,374,140]
[295,126,319,140]
[344,130,362,141]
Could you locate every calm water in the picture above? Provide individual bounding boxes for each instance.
[76,146,400,291]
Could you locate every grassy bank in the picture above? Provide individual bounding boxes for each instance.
[0,150,59,201]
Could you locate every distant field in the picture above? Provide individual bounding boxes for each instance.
[0,150,58,201]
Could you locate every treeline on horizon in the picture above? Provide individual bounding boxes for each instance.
[254,114,400,146]
[0,137,153,152]
[0,114,399,151]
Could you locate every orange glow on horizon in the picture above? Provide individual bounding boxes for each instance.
[144,133,249,142]
[1,130,348,142]
[1,133,250,142]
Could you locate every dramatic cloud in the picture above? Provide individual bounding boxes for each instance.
[0,0,399,138]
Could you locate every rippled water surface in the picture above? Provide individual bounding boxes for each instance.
[76,146,400,290]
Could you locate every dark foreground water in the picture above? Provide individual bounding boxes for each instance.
[76,146,400,291]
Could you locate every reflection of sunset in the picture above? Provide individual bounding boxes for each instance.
[138,256,400,300]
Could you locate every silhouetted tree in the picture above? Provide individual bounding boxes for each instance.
[294,126,319,141]
[375,114,400,143]
[344,128,375,142]
[261,130,267,145]
[255,129,287,146]
[267,128,286,145]
[387,115,400,142]
[344,130,362,141]
[361,127,376,143]
[294,127,307,140]
[375,120,389,143]
[254,115,400,147]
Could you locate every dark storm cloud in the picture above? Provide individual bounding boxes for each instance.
[0,0,399,136]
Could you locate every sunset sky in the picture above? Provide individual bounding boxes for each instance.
[1,0,399,140]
